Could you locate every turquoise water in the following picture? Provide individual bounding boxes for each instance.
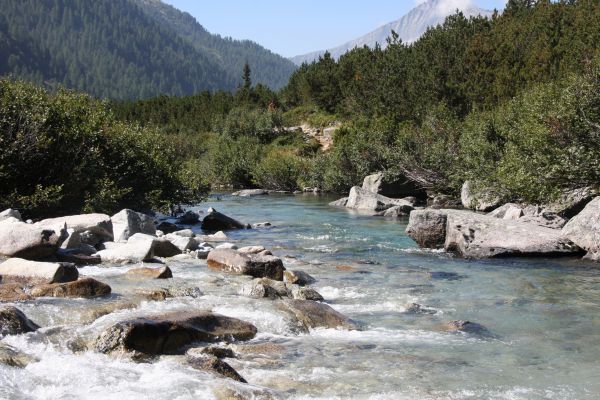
[1,193,599,399]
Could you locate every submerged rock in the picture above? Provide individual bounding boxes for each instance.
[562,197,600,260]
[187,346,235,359]
[95,311,257,355]
[30,278,111,298]
[0,219,60,260]
[0,306,40,337]
[0,258,78,284]
[156,221,178,234]
[207,249,285,280]
[0,343,38,368]
[56,249,102,266]
[176,210,200,225]
[187,353,247,382]
[111,209,156,242]
[0,283,31,301]
[283,270,316,286]
[329,197,349,208]
[201,208,249,232]
[280,299,358,331]
[126,266,172,279]
[232,189,268,197]
[404,303,436,315]
[443,320,491,336]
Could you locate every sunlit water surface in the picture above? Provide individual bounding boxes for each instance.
[1,193,599,399]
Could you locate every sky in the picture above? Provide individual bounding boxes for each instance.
[163,0,508,58]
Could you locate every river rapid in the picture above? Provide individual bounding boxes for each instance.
[1,193,599,399]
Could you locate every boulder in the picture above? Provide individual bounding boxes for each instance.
[0,220,60,260]
[329,197,348,207]
[241,278,289,299]
[443,320,491,336]
[36,213,113,242]
[0,306,40,337]
[156,221,178,234]
[0,283,31,301]
[238,245,266,254]
[283,270,316,286]
[95,312,257,355]
[289,286,324,301]
[126,266,172,280]
[60,228,81,249]
[128,233,181,258]
[562,197,600,260]
[95,240,156,264]
[0,343,38,368]
[55,249,102,266]
[30,277,111,298]
[406,210,448,249]
[165,234,197,252]
[546,187,598,218]
[176,211,200,225]
[201,208,248,232]
[362,172,425,199]
[460,181,502,212]
[378,204,415,218]
[215,243,238,250]
[188,346,235,359]
[232,189,268,197]
[489,204,566,229]
[207,249,285,280]
[345,186,414,214]
[444,210,580,258]
[0,209,21,222]
[187,353,246,382]
[0,258,78,284]
[198,231,228,242]
[280,299,357,331]
[111,209,156,242]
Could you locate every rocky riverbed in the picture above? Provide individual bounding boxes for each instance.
[1,193,600,399]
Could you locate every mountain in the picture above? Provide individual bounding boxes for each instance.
[290,0,493,65]
[0,0,296,99]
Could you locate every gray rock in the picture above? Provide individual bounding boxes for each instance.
[283,270,316,286]
[165,234,197,252]
[36,213,113,242]
[406,210,447,249]
[290,286,324,301]
[201,208,249,231]
[461,181,502,212]
[30,277,111,298]
[111,209,156,242]
[95,311,257,355]
[0,343,38,367]
[489,204,566,229]
[156,221,178,234]
[238,245,266,254]
[444,210,580,258]
[378,204,414,218]
[546,187,598,218]
[0,209,21,222]
[172,229,194,237]
[197,231,228,242]
[241,278,289,299]
[346,186,414,214]
[128,233,181,258]
[0,220,60,260]
[187,346,235,359]
[329,197,348,207]
[280,299,358,331]
[187,353,246,382]
[176,211,200,225]
[95,240,156,263]
[0,306,40,337]
[60,228,82,249]
[232,189,268,197]
[0,258,78,284]
[562,197,600,260]
[215,242,238,250]
[126,266,172,279]
[207,249,285,280]
[362,172,425,199]
[55,248,102,266]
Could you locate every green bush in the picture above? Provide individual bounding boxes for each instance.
[251,149,308,191]
[0,79,206,218]
[214,106,282,143]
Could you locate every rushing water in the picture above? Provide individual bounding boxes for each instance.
[1,193,600,400]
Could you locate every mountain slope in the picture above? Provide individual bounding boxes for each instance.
[136,0,297,90]
[0,0,295,99]
[291,0,493,65]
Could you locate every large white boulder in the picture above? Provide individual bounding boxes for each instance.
[345,186,414,215]
[111,209,156,242]
[0,258,78,284]
[0,209,21,222]
[95,240,156,264]
[562,197,600,260]
[0,220,60,259]
[36,214,113,242]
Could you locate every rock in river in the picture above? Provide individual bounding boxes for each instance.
[283,269,316,286]
[562,197,600,261]
[207,249,285,280]
[0,219,60,260]
[0,306,40,337]
[187,353,247,382]
[36,213,113,242]
[406,209,447,249]
[95,240,156,263]
[280,299,358,331]
[95,311,257,355]
[126,266,173,280]
[30,277,111,298]
[345,186,414,215]
[201,208,249,231]
[111,209,156,242]
[0,258,78,284]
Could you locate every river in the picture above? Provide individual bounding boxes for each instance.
[1,193,599,399]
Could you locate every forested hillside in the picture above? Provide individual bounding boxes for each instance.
[115,0,600,203]
[0,0,296,99]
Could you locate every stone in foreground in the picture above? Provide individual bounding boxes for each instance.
[95,311,257,355]
[30,278,111,298]
[0,258,78,284]
[562,197,600,261]
[201,208,249,232]
[207,249,285,280]
[280,299,358,331]
[0,220,60,260]
[187,353,246,382]
[0,306,40,337]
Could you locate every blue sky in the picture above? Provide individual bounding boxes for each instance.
[163,0,507,58]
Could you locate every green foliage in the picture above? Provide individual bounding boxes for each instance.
[214,107,282,143]
[281,105,339,128]
[0,79,206,218]
[251,149,308,191]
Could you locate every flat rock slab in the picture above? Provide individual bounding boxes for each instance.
[95,311,257,355]
[0,220,60,259]
[126,266,172,280]
[207,249,285,280]
[280,299,358,331]
[36,213,113,241]
[30,277,111,298]
[0,258,78,284]
[0,306,40,337]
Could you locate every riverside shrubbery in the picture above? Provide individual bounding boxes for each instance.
[0,79,207,218]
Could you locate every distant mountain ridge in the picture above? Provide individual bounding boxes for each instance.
[291,0,493,65]
[0,0,296,99]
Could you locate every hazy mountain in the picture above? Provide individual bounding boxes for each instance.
[0,0,296,99]
[290,0,493,65]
